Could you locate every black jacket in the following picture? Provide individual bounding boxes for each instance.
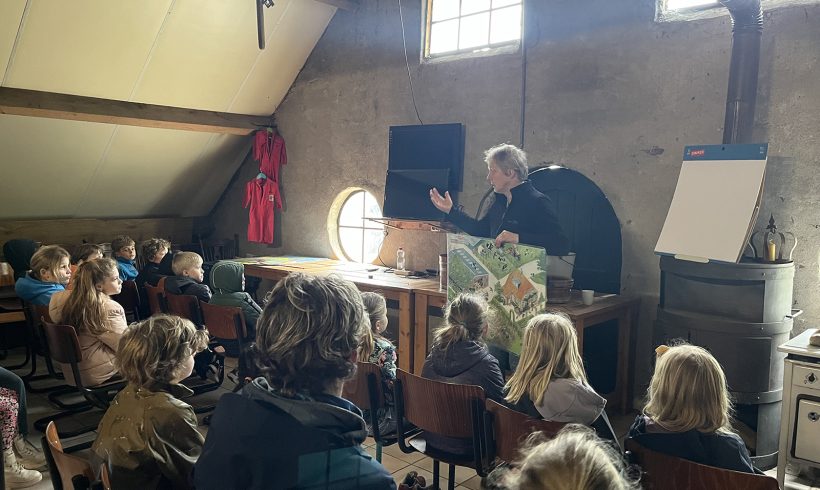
[193,378,395,490]
[420,340,504,456]
[627,415,756,474]
[164,276,212,304]
[447,181,570,255]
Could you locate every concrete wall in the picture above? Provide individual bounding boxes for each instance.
[210,0,820,388]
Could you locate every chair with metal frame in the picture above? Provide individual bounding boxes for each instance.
[42,421,99,490]
[111,280,140,322]
[143,283,166,316]
[17,302,73,395]
[394,369,487,490]
[33,322,126,438]
[625,438,778,490]
[199,301,252,391]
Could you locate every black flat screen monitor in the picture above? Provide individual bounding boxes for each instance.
[388,123,464,191]
[383,169,451,221]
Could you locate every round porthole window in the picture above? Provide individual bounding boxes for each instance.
[328,188,385,263]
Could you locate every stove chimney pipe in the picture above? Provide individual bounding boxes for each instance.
[718,0,764,144]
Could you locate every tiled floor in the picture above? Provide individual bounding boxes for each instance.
[6,345,820,490]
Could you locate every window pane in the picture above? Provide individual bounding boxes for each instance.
[431,0,459,21]
[363,192,384,229]
[667,0,717,8]
[339,191,365,227]
[430,19,459,54]
[492,0,520,7]
[339,227,364,263]
[362,229,385,264]
[490,5,521,44]
[459,12,490,50]
[462,0,490,15]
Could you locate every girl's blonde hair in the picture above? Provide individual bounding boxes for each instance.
[644,343,732,433]
[116,315,208,387]
[62,258,119,336]
[29,245,70,282]
[433,293,488,348]
[504,313,588,406]
[503,425,638,490]
[361,292,387,337]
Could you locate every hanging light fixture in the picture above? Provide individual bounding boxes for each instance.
[256,0,275,49]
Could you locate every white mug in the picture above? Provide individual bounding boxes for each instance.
[581,289,595,305]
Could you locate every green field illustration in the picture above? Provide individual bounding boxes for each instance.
[447,234,547,355]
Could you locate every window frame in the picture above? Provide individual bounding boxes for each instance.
[423,0,524,61]
[327,187,385,264]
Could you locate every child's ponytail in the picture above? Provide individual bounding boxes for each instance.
[433,293,488,349]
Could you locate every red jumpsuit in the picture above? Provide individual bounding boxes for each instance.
[244,178,282,244]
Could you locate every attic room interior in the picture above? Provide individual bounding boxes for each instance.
[1,0,820,489]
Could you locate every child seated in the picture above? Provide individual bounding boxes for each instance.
[0,367,45,487]
[504,313,615,442]
[209,260,260,342]
[67,243,103,290]
[164,252,211,303]
[112,235,138,282]
[135,238,170,289]
[49,258,127,387]
[14,245,71,305]
[627,343,756,473]
[421,292,504,455]
[361,292,397,434]
[93,314,209,490]
[495,425,638,490]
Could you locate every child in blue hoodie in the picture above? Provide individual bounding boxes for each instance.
[14,245,71,306]
[112,235,138,282]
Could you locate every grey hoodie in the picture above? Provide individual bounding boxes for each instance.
[534,378,606,425]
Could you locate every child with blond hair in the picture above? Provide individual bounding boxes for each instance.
[361,292,398,434]
[14,245,71,305]
[111,235,138,282]
[165,251,211,303]
[504,313,615,442]
[49,258,127,387]
[67,243,104,290]
[627,343,756,473]
[93,314,209,489]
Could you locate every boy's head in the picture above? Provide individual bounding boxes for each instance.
[141,238,171,265]
[172,251,204,282]
[29,245,71,284]
[111,235,136,261]
[210,260,246,294]
[116,314,209,387]
[255,273,368,396]
[71,243,104,266]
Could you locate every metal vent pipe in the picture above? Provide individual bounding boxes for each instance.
[718,0,764,144]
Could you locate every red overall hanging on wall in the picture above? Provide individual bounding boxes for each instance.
[245,129,287,244]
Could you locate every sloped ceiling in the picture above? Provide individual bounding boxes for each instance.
[0,0,336,219]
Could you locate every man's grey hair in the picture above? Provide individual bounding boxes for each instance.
[485,143,528,181]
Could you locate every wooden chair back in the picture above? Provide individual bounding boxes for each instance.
[625,438,778,490]
[111,280,140,321]
[100,462,112,490]
[342,362,384,411]
[165,293,202,325]
[44,421,95,490]
[144,283,166,315]
[199,301,247,341]
[395,369,485,439]
[33,303,52,324]
[484,399,566,464]
[42,322,82,366]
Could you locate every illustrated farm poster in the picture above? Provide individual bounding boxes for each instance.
[446,234,547,355]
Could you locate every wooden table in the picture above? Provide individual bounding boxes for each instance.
[242,257,439,374]
[412,285,640,414]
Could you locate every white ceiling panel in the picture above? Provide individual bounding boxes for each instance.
[230,0,335,115]
[0,114,114,219]
[177,134,251,216]
[4,0,172,99]
[0,0,27,81]
[133,0,290,111]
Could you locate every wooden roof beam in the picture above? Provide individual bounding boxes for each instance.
[0,87,272,136]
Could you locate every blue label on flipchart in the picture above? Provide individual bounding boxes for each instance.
[683,143,768,161]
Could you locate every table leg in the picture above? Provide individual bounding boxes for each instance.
[575,318,585,351]
[616,307,634,414]
[413,294,429,375]
[397,292,413,373]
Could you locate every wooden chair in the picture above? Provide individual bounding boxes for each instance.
[165,292,203,325]
[99,462,112,490]
[16,302,72,395]
[111,280,140,322]
[34,322,126,438]
[483,399,566,470]
[144,283,166,315]
[625,438,779,490]
[394,369,486,490]
[199,301,251,391]
[42,421,96,490]
[342,362,407,462]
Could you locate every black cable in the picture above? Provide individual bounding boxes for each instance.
[397,0,424,124]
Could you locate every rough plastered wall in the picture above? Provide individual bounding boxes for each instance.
[210,0,820,389]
